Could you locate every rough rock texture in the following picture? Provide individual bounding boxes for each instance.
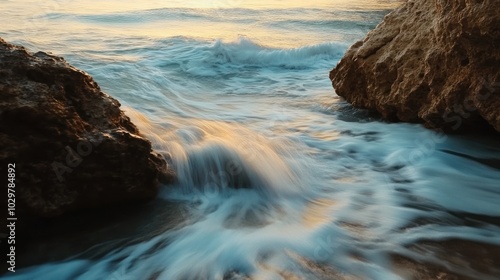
[330,0,500,132]
[0,38,174,218]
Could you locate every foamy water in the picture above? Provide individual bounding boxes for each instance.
[2,1,500,279]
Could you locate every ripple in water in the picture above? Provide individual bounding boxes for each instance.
[2,0,500,279]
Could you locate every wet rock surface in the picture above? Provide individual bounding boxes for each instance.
[330,0,500,133]
[0,38,174,219]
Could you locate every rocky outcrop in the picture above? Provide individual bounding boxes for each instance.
[0,38,174,218]
[330,0,500,132]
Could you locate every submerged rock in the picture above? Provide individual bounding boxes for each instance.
[0,38,174,218]
[330,0,500,133]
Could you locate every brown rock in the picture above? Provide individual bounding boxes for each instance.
[0,38,174,218]
[330,0,500,133]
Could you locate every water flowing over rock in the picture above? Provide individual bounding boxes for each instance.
[0,38,174,218]
[330,0,500,133]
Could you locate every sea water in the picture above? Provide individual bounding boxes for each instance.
[1,0,500,279]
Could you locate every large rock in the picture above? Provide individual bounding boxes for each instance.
[0,38,174,218]
[330,0,500,132]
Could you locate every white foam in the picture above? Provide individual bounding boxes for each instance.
[169,36,347,80]
[4,1,500,279]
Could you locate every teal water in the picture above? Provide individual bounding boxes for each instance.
[1,1,500,279]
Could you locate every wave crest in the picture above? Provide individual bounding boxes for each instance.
[158,36,347,77]
[207,36,346,69]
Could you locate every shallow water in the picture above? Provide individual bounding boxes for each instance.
[1,0,500,279]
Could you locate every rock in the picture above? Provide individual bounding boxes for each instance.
[0,38,174,218]
[330,0,500,133]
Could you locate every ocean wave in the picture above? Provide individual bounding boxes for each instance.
[156,37,347,78]
[209,37,346,67]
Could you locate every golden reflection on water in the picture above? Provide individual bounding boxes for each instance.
[41,0,401,12]
[302,198,337,228]
[2,0,402,48]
